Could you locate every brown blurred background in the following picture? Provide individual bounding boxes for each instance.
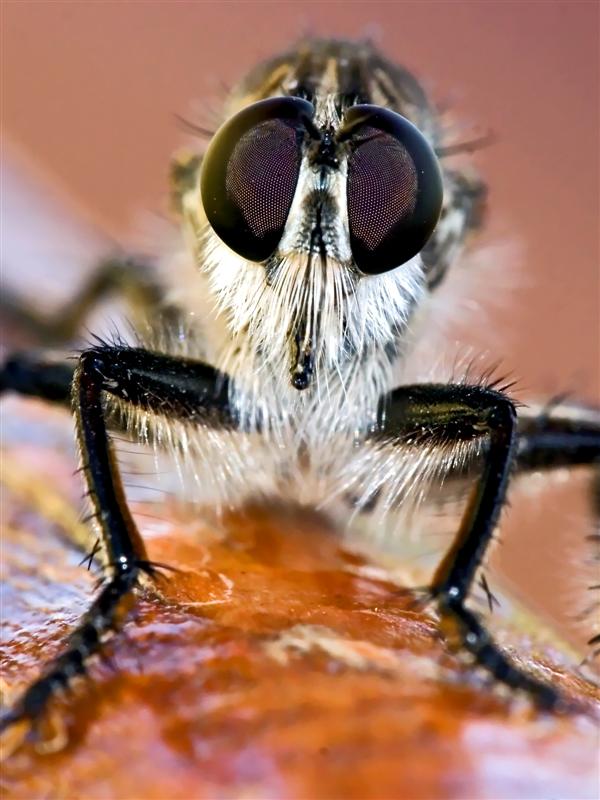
[1,2,598,646]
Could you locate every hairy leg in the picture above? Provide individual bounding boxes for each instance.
[0,345,233,733]
[378,384,600,710]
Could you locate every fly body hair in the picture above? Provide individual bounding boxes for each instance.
[201,239,425,435]
[103,347,487,561]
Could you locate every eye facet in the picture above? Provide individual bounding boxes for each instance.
[201,97,314,262]
[343,105,443,275]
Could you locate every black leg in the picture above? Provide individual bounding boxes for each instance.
[2,256,171,345]
[515,404,600,472]
[515,405,600,656]
[1,352,75,405]
[0,344,233,734]
[378,383,589,710]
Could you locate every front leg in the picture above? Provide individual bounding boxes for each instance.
[0,345,233,734]
[380,383,566,710]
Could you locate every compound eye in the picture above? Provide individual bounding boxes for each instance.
[344,105,443,275]
[200,96,314,262]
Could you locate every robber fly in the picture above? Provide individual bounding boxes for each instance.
[1,37,599,738]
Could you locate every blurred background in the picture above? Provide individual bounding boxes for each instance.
[1,2,598,648]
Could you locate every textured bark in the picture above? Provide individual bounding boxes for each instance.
[0,421,599,800]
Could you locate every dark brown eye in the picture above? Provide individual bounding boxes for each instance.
[344,105,443,275]
[200,97,314,262]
